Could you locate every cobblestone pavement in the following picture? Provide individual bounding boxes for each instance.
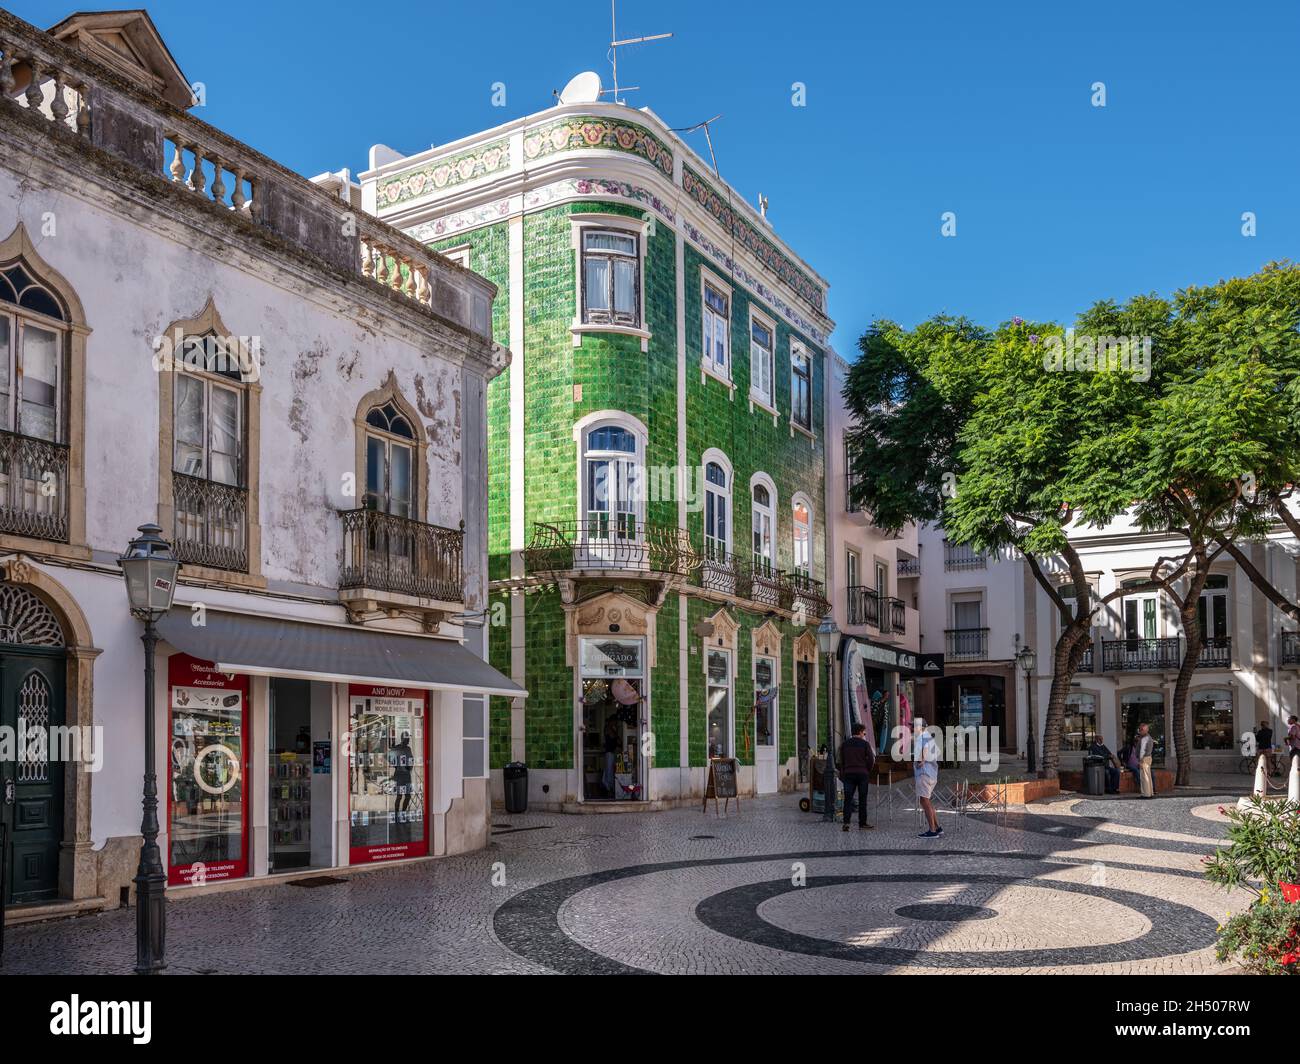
[0,790,1251,975]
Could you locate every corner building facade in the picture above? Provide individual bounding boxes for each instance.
[362,101,835,808]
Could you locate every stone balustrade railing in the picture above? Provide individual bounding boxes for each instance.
[0,9,495,340]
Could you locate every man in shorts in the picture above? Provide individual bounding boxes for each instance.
[913,717,942,838]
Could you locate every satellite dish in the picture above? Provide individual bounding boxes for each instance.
[559,71,603,105]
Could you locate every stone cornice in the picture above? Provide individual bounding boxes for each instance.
[0,109,502,378]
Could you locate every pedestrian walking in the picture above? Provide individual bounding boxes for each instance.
[839,722,875,831]
[913,717,942,837]
[1136,722,1155,799]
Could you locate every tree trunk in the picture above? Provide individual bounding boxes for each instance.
[1039,623,1089,780]
[1171,550,1211,787]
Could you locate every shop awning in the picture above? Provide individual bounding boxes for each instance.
[156,609,525,698]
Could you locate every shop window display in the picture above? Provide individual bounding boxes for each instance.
[348,685,428,863]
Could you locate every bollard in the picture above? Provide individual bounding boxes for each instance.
[1254,754,1268,797]
[1289,755,1299,804]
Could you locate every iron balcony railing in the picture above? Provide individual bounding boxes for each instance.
[846,586,907,634]
[173,472,248,571]
[0,429,69,542]
[523,520,697,579]
[1283,630,1300,667]
[946,627,989,661]
[1077,643,1094,673]
[943,541,986,571]
[340,507,464,602]
[897,557,920,578]
[1098,636,1231,672]
[786,570,830,620]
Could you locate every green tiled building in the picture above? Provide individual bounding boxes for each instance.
[362,96,835,808]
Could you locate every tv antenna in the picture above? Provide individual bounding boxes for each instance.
[603,0,672,105]
[671,114,723,178]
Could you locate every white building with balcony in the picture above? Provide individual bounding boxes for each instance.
[0,9,519,918]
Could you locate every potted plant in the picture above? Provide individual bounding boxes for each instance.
[1203,796,1300,974]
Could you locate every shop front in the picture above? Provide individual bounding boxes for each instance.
[156,607,523,888]
[842,637,919,756]
[578,637,646,802]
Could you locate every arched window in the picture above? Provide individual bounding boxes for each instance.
[751,475,776,575]
[365,400,416,517]
[704,458,731,562]
[0,259,66,444]
[792,497,812,576]
[582,422,640,539]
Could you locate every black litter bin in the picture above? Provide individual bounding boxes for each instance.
[1083,756,1106,796]
[504,762,528,814]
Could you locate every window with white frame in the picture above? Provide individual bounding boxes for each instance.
[707,647,733,758]
[581,229,640,327]
[791,342,812,430]
[752,479,775,575]
[792,499,811,575]
[703,282,730,376]
[462,694,487,778]
[704,460,730,562]
[755,654,777,749]
[750,312,774,406]
[845,548,860,590]
[582,422,642,540]
[0,261,65,444]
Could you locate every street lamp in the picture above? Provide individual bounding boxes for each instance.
[118,523,179,975]
[1016,644,1038,776]
[816,613,840,823]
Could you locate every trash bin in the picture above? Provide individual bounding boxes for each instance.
[504,762,528,814]
[1083,756,1106,796]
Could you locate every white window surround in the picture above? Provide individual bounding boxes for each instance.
[699,267,735,394]
[750,471,777,571]
[702,446,734,560]
[569,214,651,352]
[572,409,648,526]
[789,338,814,440]
[747,304,778,419]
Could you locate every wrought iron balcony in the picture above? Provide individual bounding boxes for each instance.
[943,541,986,571]
[524,520,696,579]
[846,586,907,634]
[1283,630,1300,667]
[0,429,68,541]
[742,557,792,610]
[1077,643,1094,673]
[1101,637,1181,672]
[173,472,247,571]
[785,570,830,620]
[1197,636,1231,669]
[945,627,989,661]
[897,557,920,578]
[340,507,463,603]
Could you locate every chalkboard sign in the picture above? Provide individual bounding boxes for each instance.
[703,757,740,816]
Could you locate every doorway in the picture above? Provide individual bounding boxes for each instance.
[754,654,778,794]
[796,660,812,782]
[578,638,646,801]
[268,678,334,873]
[0,647,65,905]
[1121,692,1166,766]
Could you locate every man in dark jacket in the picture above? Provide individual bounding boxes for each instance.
[839,722,876,831]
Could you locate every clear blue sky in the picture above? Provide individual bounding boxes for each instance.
[17,0,1299,354]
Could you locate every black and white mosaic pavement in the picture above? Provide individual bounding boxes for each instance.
[0,790,1246,975]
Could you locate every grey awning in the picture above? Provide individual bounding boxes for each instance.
[157,609,524,698]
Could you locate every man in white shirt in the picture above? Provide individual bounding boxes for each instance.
[1136,723,1155,799]
[913,717,942,837]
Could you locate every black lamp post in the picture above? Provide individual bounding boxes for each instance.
[118,523,180,975]
[1017,644,1038,776]
[816,613,840,823]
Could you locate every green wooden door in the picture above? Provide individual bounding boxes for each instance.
[1,648,66,905]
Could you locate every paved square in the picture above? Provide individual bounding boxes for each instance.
[0,791,1251,974]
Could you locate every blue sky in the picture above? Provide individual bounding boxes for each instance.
[17,0,1299,354]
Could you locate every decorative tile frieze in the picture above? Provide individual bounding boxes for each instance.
[682,165,824,314]
[376,139,512,208]
[523,116,674,177]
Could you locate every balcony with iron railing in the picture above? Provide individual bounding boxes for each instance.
[785,569,830,620]
[943,541,986,571]
[1098,636,1231,672]
[945,627,989,661]
[524,519,697,581]
[846,586,907,635]
[173,472,247,572]
[0,429,69,542]
[1283,630,1300,667]
[896,556,920,578]
[340,508,464,614]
